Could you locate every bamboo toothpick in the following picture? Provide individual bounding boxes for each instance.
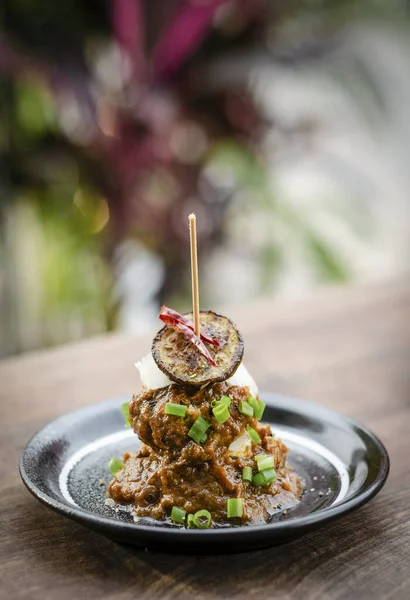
[189,213,200,336]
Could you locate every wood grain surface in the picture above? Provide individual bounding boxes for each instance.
[1,281,410,600]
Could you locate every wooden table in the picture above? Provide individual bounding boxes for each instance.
[1,281,410,600]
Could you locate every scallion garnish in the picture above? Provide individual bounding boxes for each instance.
[239,401,253,417]
[256,456,275,472]
[242,466,253,482]
[108,457,124,476]
[247,396,265,420]
[252,472,265,487]
[227,498,243,518]
[255,400,266,420]
[194,416,211,431]
[170,506,186,524]
[213,403,230,424]
[219,395,231,406]
[188,416,210,443]
[165,403,187,417]
[252,468,277,486]
[246,424,261,444]
[254,454,268,462]
[261,468,277,483]
[212,395,231,408]
[193,509,212,529]
[187,514,196,528]
[246,396,258,413]
[121,401,131,427]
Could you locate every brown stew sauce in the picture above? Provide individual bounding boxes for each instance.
[108,382,303,525]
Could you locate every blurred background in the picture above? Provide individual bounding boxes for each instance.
[1,0,410,358]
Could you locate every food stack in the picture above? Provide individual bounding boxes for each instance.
[108,309,303,527]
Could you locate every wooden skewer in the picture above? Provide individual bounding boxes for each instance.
[189,213,200,336]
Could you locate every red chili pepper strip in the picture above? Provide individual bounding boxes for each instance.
[159,314,216,367]
[159,306,220,347]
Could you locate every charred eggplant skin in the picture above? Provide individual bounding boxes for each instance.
[152,311,244,387]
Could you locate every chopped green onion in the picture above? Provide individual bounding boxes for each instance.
[261,468,277,483]
[219,395,232,406]
[252,472,265,487]
[170,506,186,524]
[255,400,266,420]
[193,509,212,529]
[188,416,210,443]
[189,430,205,444]
[246,396,258,413]
[254,454,268,462]
[108,457,124,476]
[213,404,230,424]
[246,396,258,410]
[212,395,231,408]
[239,401,253,417]
[187,514,196,528]
[242,466,253,482]
[246,425,261,444]
[227,498,243,518]
[247,396,265,420]
[187,510,213,529]
[121,402,131,427]
[257,456,275,472]
[252,468,277,486]
[194,416,211,431]
[165,403,187,417]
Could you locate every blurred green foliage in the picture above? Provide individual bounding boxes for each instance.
[1,0,409,355]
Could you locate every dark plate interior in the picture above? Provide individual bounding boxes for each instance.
[19,393,389,553]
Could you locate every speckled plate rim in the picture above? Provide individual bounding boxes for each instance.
[19,394,390,547]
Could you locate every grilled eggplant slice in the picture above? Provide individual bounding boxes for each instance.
[152,311,244,387]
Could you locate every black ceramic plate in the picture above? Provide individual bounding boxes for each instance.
[20,394,389,553]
